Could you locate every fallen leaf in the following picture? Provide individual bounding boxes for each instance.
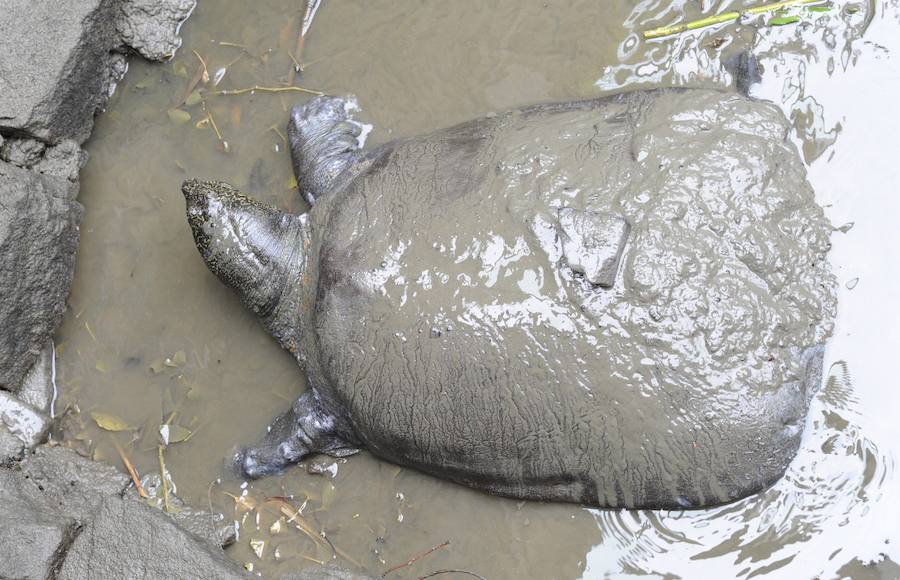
[168,108,191,125]
[91,412,132,432]
[159,424,192,445]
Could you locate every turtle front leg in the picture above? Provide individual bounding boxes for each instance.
[288,95,366,206]
[238,390,360,478]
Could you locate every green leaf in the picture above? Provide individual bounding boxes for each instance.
[769,15,802,25]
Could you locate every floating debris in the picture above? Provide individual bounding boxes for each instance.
[158,445,173,513]
[642,0,826,39]
[112,437,148,498]
[168,108,191,125]
[159,423,192,445]
[769,14,802,25]
[224,491,258,514]
[382,540,451,577]
[212,85,325,97]
[269,518,284,534]
[288,0,323,84]
[846,277,860,290]
[184,89,203,107]
[250,538,266,559]
[91,411,132,432]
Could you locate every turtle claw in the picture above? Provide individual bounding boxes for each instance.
[234,390,360,478]
[288,95,365,205]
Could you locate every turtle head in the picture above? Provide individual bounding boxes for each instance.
[182,179,307,321]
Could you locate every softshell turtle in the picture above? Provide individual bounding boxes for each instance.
[182,88,836,509]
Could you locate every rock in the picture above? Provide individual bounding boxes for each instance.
[133,473,236,549]
[0,391,49,449]
[57,496,248,580]
[0,446,250,579]
[0,487,79,580]
[0,160,82,393]
[0,424,25,464]
[282,566,377,580]
[116,0,196,61]
[19,342,56,413]
[0,137,46,166]
[0,0,122,143]
[33,140,88,182]
[19,446,130,517]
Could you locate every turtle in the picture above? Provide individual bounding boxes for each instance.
[182,88,836,509]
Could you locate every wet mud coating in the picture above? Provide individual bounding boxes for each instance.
[57,0,900,578]
[184,89,835,510]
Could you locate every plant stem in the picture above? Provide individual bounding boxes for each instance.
[643,0,823,39]
[212,85,325,97]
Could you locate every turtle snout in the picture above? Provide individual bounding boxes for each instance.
[236,444,293,479]
[182,179,211,218]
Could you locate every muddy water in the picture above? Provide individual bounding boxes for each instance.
[56,1,899,578]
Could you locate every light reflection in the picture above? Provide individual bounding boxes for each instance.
[582,1,900,577]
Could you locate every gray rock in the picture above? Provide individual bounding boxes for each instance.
[19,342,56,413]
[58,496,247,580]
[282,566,377,580]
[0,0,121,143]
[0,391,49,449]
[0,446,249,580]
[0,160,82,393]
[18,446,129,517]
[33,140,88,182]
[133,473,236,549]
[0,424,25,464]
[0,137,46,167]
[0,488,79,580]
[117,0,196,61]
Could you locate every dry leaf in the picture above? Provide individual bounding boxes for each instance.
[168,108,191,125]
[91,412,132,432]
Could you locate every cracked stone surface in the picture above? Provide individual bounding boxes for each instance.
[117,0,196,61]
[0,160,82,394]
[0,446,248,579]
[0,0,122,143]
[0,391,49,449]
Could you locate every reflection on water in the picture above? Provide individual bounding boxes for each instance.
[56,0,899,578]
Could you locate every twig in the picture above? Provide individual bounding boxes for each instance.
[418,571,487,580]
[643,0,823,39]
[382,540,451,577]
[212,85,325,97]
[269,125,288,148]
[192,50,210,83]
[263,497,360,567]
[158,445,172,513]
[112,438,148,498]
[288,0,322,84]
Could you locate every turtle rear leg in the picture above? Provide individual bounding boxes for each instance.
[288,95,365,206]
[238,390,360,478]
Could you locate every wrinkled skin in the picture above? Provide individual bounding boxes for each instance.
[183,88,836,509]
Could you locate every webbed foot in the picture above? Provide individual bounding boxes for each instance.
[236,390,359,478]
[288,95,365,206]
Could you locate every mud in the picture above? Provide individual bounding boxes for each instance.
[55,0,900,578]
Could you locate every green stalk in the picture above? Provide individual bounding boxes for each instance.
[643,0,823,39]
